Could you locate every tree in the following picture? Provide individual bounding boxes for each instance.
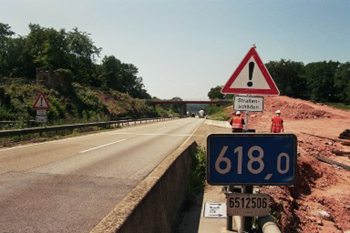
[208,85,233,100]
[66,28,101,85]
[0,23,15,77]
[208,86,225,99]
[101,55,122,91]
[0,23,153,100]
[304,61,340,102]
[334,62,350,103]
[265,59,307,99]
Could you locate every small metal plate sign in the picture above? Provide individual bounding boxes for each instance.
[35,116,47,123]
[36,110,47,116]
[233,96,264,112]
[203,202,227,218]
[227,193,270,216]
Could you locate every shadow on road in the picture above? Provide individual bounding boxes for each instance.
[174,191,204,233]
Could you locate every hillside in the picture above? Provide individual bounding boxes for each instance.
[0,83,176,127]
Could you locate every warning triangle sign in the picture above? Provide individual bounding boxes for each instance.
[32,92,50,110]
[221,47,280,95]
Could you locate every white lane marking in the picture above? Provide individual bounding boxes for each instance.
[157,127,167,131]
[182,120,204,145]
[79,139,126,154]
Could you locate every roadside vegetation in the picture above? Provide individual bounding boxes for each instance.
[0,83,175,128]
[184,146,206,206]
[205,105,230,121]
[325,102,350,111]
[0,23,182,129]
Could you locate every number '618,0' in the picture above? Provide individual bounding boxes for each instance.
[214,146,290,175]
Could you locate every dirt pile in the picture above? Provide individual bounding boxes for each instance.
[233,96,350,232]
[265,97,334,120]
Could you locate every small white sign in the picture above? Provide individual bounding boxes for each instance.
[35,116,47,123]
[203,202,226,218]
[234,96,264,112]
[227,193,270,217]
[36,110,47,116]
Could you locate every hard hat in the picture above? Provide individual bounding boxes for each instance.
[236,111,241,115]
[276,110,281,114]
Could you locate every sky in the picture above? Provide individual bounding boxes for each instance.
[1,0,349,100]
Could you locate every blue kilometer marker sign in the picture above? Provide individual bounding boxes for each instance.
[207,134,297,185]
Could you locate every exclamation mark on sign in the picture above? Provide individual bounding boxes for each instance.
[247,62,254,87]
[40,97,43,106]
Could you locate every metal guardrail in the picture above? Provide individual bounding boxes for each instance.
[0,117,175,138]
[0,121,19,125]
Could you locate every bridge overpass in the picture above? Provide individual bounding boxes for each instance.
[146,99,232,115]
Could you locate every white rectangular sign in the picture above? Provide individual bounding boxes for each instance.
[203,202,226,218]
[36,110,47,116]
[233,96,264,112]
[35,116,47,123]
[227,193,270,216]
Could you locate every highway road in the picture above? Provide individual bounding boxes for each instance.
[0,118,205,232]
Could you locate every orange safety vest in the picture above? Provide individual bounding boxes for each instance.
[232,116,244,129]
[271,116,283,133]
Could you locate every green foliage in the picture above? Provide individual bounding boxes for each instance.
[266,59,307,99]
[206,105,230,121]
[334,62,350,104]
[304,61,340,102]
[0,23,151,100]
[208,85,233,100]
[0,82,174,128]
[185,146,207,205]
[325,102,350,110]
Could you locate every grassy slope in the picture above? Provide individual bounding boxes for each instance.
[0,83,175,127]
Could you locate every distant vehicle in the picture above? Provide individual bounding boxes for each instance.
[198,110,205,118]
[191,113,196,117]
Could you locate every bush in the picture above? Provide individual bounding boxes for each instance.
[185,146,206,205]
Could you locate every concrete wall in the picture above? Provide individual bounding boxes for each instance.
[91,141,198,233]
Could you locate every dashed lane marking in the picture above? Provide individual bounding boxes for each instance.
[79,139,126,154]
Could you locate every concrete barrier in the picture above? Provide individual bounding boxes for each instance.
[91,141,198,233]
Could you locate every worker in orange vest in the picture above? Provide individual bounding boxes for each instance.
[229,111,245,133]
[271,110,284,133]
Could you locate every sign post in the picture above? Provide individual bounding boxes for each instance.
[217,45,285,232]
[207,133,297,231]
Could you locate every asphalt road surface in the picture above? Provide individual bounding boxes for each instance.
[0,118,204,232]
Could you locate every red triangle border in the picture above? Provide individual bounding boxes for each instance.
[32,92,50,110]
[221,47,280,95]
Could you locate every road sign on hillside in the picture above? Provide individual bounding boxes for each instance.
[221,46,280,95]
[33,93,50,110]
